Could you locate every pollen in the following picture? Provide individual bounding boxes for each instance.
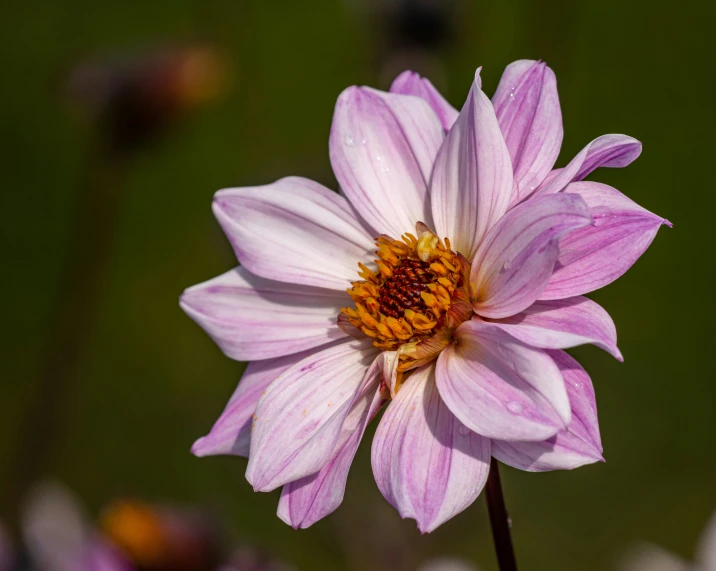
[377,258,434,319]
[341,226,472,355]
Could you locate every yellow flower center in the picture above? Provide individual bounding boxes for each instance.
[341,225,474,371]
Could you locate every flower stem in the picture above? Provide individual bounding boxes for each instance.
[485,458,518,571]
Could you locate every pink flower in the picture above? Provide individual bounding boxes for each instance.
[181,61,669,532]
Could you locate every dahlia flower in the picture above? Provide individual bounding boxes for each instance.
[182,60,669,532]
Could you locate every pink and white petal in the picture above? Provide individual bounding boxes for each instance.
[277,380,387,529]
[371,364,491,533]
[329,86,444,236]
[491,350,603,471]
[390,70,458,131]
[471,193,592,319]
[191,346,334,459]
[486,296,622,360]
[213,177,375,290]
[180,267,348,361]
[540,181,671,299]
[534,134,642,197]
[492,60,563,205]
[246,339,380,492]
[436,320,570,442]
[431,69,513,261]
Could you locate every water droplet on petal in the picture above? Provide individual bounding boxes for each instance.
[376,154,383,162]
[458,424,471,436]
[361,137,367,145]
[345,135,355,147]
[502,260,512,272]
[507,401,524,414]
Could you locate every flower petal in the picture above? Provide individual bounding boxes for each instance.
[329,86,444,236]
[191,346,332,459]
[534,134,642,197]
[486,296,622,360]
[180,267,347,361]
[213,177,375,290]
[431,69,513,260]
[492,60,563,205]
[390,70,458,131]
[540,182,671,299]
[277,379,387,529]
[371,364,491,533]
[471,193,592,319]
[246,339,379,492]
[436,320,570,441]
[492,350,603,471]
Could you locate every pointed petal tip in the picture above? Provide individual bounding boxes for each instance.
[190,437,208,457]
[405,513,437,535]
[393,69,419,82]
[247,469,274,493]
[663,218,674,229]
[277,510,304,530]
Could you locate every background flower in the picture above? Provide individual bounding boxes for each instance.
[620,510,716,571]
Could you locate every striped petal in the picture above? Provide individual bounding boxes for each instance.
[486,296,622,360]
[180,267,347,361]
[436,320,570,442]
[191,347,331,458]
[492,60,563,205]
[534,134,642,197]
[431,69,513,261]
[213,177,375,290]
[330,86,444,236]
[471,193,592,319]
[491,350,602,471]
[246,339,379,492]
[371,364,491,533]
[541,182,671,299]
[390,70,458,131]
[277,379,387,529]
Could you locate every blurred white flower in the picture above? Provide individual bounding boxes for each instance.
[417,557,480,571]
[621,511,716,571]
[22,481,130,571]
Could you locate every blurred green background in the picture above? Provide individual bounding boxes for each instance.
[1,0,713,569]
